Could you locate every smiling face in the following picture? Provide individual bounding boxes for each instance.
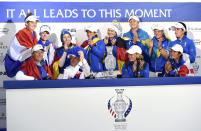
[175,28,184,38]
[107,28,117,38]
[70,55,80,67]
[129,19,139,29]
[86,30,96,39]
[62,33,71,47]
[25,21,37,31]
[154,29,164,40]
[128,53,141,62]
[32,50,44,63]
[171,49,182,62]
[40,31,50,41]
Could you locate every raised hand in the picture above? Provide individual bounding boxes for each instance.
[132,61,137,72]
[78,51,84,62]
[165,61,172,74]
[139,60,145,70]
[104,36,108,45]
[111,38,116,46]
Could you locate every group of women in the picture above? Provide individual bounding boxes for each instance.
[5,12,196,80]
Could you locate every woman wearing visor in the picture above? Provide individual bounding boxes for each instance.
[37,25,55,66]
[5,12,39,77]
[170,22,196,75]
[149,24,171,77]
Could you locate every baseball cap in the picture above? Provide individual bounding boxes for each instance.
[126,45,142,54]
[152,24,164,31]
[68,46,87,58]
[40,25,51,33]
[85,26,97,32]
[171,44,183,54]
[128,15,140,22]
[32,44,44,53]
[173,22,186,32]
[25,15,40,22]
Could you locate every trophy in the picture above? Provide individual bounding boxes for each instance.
[114,89,126,122]
[105,46,116,78]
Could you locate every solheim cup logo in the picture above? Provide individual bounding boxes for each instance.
[108,89,132,130]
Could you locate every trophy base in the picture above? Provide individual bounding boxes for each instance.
[107,74,116,78]
[107,71,117,78]
[115,118,126,122]
[113,122,128,131]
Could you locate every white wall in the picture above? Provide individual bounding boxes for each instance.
[6,84,201,131]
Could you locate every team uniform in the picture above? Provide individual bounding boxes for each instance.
[122,61,149,78]
[81,36,105,73]
[170,22,196,75]
[123,29,150,62]
[149,36,171,76]
[171,36,196,63]
[163,58,190,77]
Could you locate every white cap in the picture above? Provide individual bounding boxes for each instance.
[40,25,51,33]
[32,44,44,53]
[108,24,120,36]
[128,15,140,22]
[126,45,142,54]
[25,15,39,22]
[85,26,97,32]
[173,22,186,32]
[152,24,164,31]
[171,44,183,54]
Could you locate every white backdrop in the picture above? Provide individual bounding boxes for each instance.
[6,84,201,131]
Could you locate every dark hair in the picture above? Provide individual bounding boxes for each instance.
[178,22,187,36]
[24,12,33,22]
[179,53,183,60]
